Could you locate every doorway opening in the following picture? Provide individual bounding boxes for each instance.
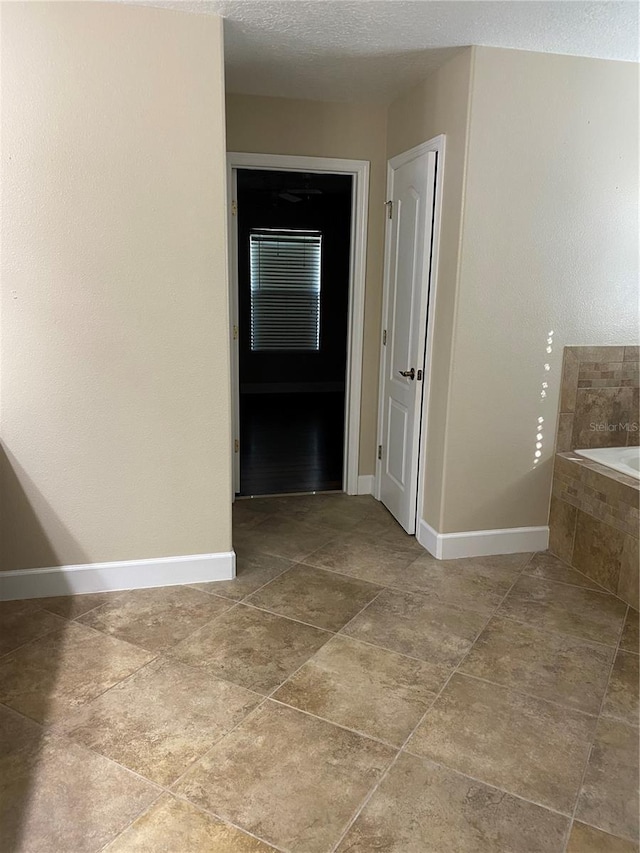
[228,153,370,499]
[237,169,351,495]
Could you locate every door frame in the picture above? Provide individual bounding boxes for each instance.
[226,152,370,497]
[374,136,446,531]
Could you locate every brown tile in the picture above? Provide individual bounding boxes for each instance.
[618,535,640,610]
[497,575,626,646]
[553,450,583,482]
[171,604,330,694]
[302,537,417,587]
[304,496,375,532]
[385,552,526,613]
[460,616,614,714]
[602,650,639,728]
[556,412,575,451]
[525,551,604,590]
[549,495,577,563]
[335,752,569,853]
[576,717,639,841]
[560,348,580,412]
[0,701,43,758]
[572,387,636,449]
[36,591,122,619]
[103,795,277,852]
[578,361,635,389]
[232,500,272,531]
[0,621,154,723]
[573,510,629,593]
[174,701,394,853]
[78,585,232,652]
[273,635,438,745]
[234,516,338,562]
[237,492,326,523]
[61,658,261,785]
[406,673,597,813]
[0,731,158,853]
[574,346,626,364]
[245,565,381,631]
[347,516,424,552]
[342,588,487,669]
[581,464,640,510]
[567,822,639,853]
[621,608,639,654]
[192,552,293,601]
[625,347,640,363]
[0,599,67,657]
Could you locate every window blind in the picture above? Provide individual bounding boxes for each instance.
[249,230,322,351]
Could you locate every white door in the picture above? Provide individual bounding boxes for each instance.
[378,149,437,533]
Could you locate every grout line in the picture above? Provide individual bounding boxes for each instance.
[48,654,166,733]
[328,630,460,668]
[0,620,72,662]
[95,790,167,853]
[168,794,290,853]
[329,557,532,851]
[187,558,297,604]
[301,538,420,572]
[150,600,243,654]
[5,493,633,851]
[569,505,579,575]
[0,699,48,733]
[520,569,610,595]
[233,599,340,635]
[0,619,160,707]
[562,603,630,853]
[452,670,603,720]
[492,611,623,651]
[1,699,168,793]
[50,691,288,853]
[330,586,388,636]
[266,696,402,751]
[52,699,287,853]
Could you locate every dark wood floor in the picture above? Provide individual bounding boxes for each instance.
[239,392,345,496]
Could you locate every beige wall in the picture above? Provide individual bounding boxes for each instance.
[226,95,388,475]
[1,3,231,571]
[386,49,474,528]
[441,47,639,532]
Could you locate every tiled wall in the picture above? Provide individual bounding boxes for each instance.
[550,453,639,608]
[557,346,639,452]
[550,345,639,610]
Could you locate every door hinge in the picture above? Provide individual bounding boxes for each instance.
[231,200,238,216]
[234,439,239,453]
[233,325,239,341]
[378,445,382,460]
[385,200,393,220]
[382,329,387,346]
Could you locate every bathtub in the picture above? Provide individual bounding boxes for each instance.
[574,446,640,480]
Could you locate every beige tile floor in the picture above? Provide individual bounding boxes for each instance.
[0,493,638,852]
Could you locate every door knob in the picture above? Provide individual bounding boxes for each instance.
[398,368,415,380]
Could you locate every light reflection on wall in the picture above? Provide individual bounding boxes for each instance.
[533,331,554,467]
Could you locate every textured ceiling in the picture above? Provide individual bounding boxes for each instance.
[132,1,639,102]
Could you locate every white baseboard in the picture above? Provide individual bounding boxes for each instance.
[357,475,375,495]
[417,520,549,560]
[0,552,236,602]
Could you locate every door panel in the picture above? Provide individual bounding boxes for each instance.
[379,150,437,533]
[387,400,408,488]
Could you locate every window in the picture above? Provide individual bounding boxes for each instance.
[249,229,322,351]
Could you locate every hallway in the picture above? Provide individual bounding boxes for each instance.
[0,493,637,852]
